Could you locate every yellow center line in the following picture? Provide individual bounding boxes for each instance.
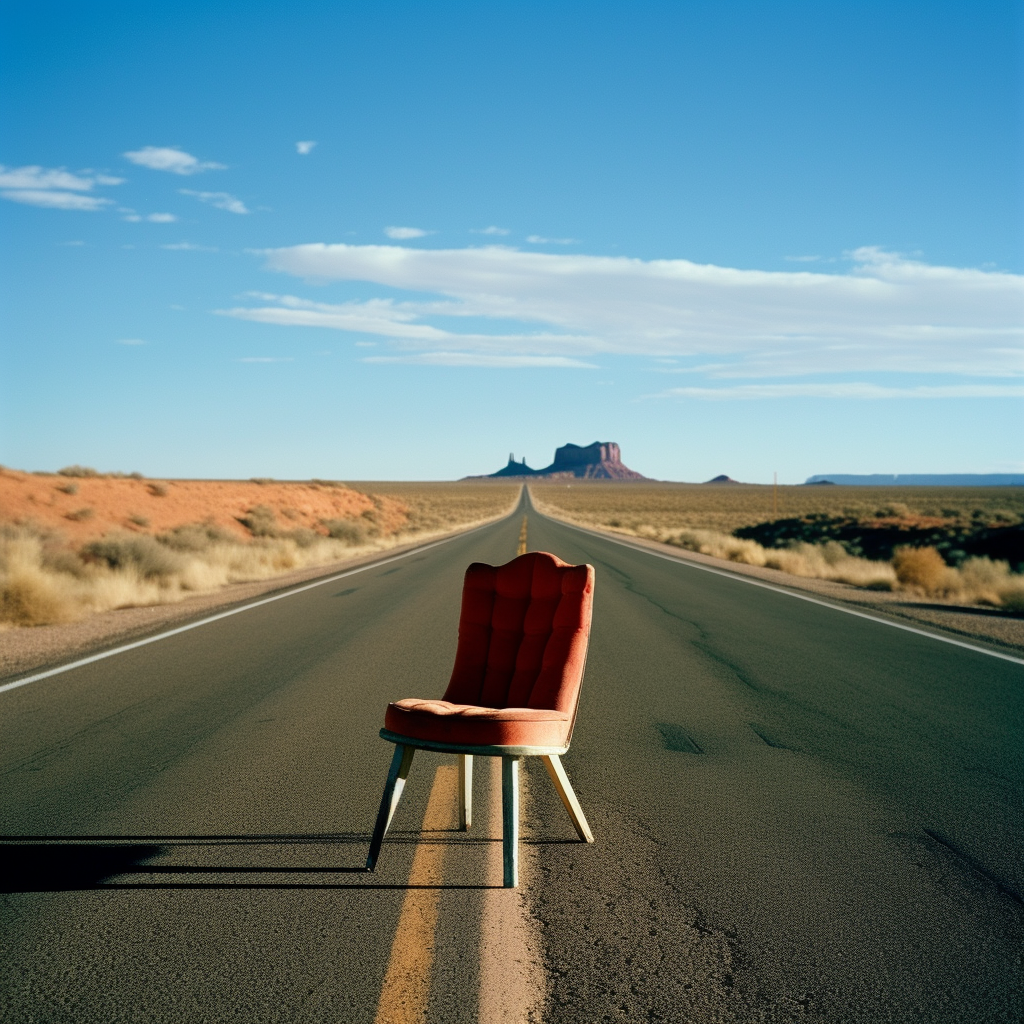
[373,764,458,1024]
[517,516,528,556]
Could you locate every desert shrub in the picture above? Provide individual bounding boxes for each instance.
[311,478,346,488]
[280,507,300,521]
[57,482,79,495]
[238,505,278,537]
[159,523,238,552]
[287,528,319,549]
[65,507,94,521]
[127,514,150,527]
[322,518,367,545]
[0,527,77,625]
[40,547,89,578]
[250,477,274,485]
[956,557,1024,611]
[148,482,169,497]
[875,503,911,518]
[85,534,184,579]
[892,546,951,594]
[58,465,99,478]
[0,572,75,625]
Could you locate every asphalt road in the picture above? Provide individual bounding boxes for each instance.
[2,490,1022,1023]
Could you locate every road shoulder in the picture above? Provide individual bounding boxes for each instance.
[540,516,1024,658]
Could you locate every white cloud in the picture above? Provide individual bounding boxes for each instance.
[117,338,146,346]
[526,235,577,244]
[179,189,249,214]
[161,241,218,251]
[385,226,430,239]
[655,383,1024,400]
[237,243,1023,381]
[123,211,177,223]
[363,353,597,368]
[1,189,113,211]
[0,165,124,211]
[296,141,317,155]
[124,146,225,175]
[217,292,594,353]
[0,165,122,190]
[472,226,510,236]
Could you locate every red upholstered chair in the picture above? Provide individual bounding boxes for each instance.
[366,551,596,887]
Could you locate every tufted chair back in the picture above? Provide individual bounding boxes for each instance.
[442,551,595,717]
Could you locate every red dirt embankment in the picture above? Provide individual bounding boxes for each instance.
[0,469,407,542]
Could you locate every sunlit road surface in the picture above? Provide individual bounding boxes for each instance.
[1,490,1022,1022]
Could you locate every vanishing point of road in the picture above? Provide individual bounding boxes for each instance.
[2,490,1021,1022]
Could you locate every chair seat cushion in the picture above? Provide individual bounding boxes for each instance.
[384,698,571,749]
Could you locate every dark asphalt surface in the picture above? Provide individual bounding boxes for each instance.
[2,490,1022,1022]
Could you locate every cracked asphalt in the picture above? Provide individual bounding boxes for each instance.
[1,492,1021,1022]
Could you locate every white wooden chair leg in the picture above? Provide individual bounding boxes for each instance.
[541,754,594,843]
[501,755,520,887]
[366,744,415,871]
[458,754,473,831]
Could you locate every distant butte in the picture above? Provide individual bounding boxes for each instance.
[704,474,741,484]
[474,441,648,480]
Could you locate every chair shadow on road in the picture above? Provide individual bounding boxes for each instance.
[0,831,576,892]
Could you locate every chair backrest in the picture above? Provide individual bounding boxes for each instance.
[443,551,595,718]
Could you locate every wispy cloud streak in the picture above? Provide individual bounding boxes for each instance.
[227,243,1024,381]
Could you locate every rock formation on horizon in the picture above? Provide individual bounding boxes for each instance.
[477,442,647,480]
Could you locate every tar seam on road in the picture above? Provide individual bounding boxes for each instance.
[535,507,1024,668]
[374,764,457,1024]
[0,512,516,698]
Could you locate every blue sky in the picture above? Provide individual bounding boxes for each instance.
[1,1,1021,482]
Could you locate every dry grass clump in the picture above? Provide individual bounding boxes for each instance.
[0,483,521,628]
[890,547,1024,609]
[637,526,897,589]
[892,547,949,592]
[0,522,376,627]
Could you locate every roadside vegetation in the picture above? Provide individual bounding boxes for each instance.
[530,482,1024,613]
[0,472,519,627]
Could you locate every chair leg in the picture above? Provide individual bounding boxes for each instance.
[541,754,594,843]
[458,754,473,831]
[366,744,416,871]
[501,755,520,888]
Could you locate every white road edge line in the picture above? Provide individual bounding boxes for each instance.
[534,506,1024,669]
[0,509,519,698]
